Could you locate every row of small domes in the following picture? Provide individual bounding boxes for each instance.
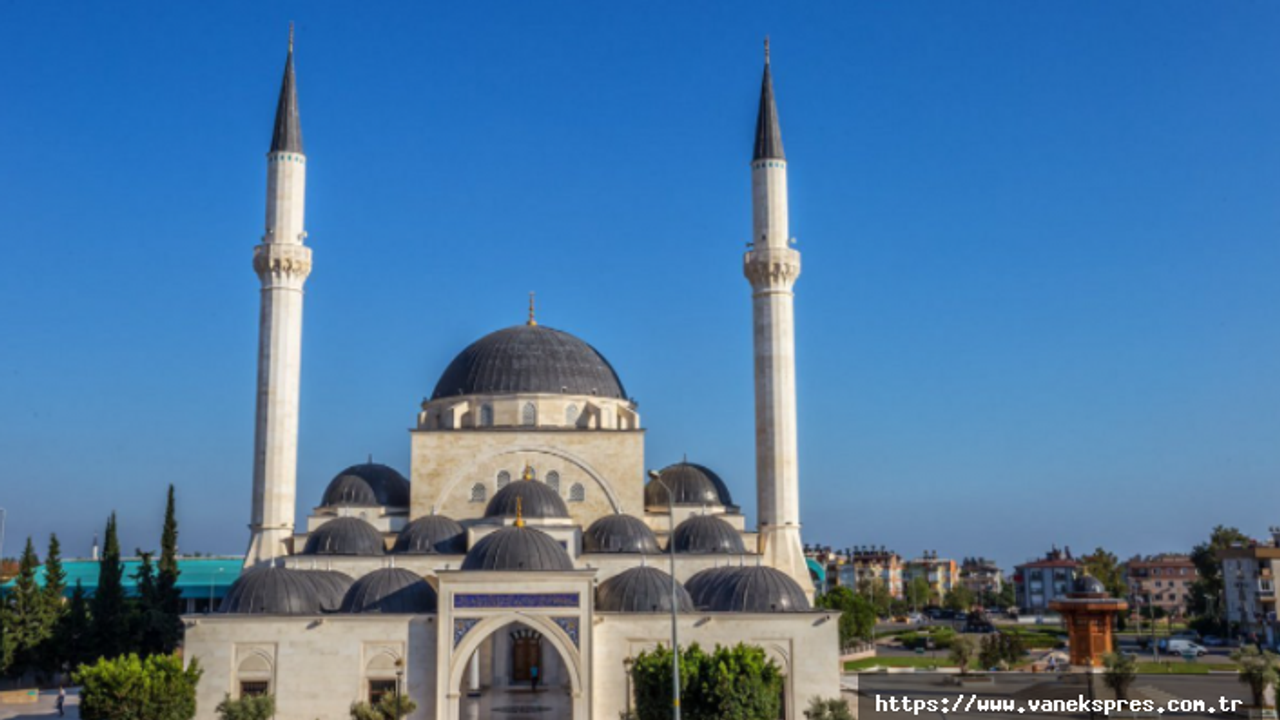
[219,562,809,615]
[303,510,748,559]
[320,461,736,512]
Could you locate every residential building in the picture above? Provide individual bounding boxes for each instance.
[1218,529,1280,647]
[1125,554,1197,619]
[904,551,957,601]
[1014,546,1082,614]
[960,556,1004,597]
[845,546,905,598]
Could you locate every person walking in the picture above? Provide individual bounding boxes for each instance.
[56,687,65,717]
[530,664,539,693]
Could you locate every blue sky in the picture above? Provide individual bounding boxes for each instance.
[1,2,1277,571]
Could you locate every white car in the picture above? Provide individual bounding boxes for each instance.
[1166,639,1208,657]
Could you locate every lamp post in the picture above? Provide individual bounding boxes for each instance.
[648,470,681,720]
[623,656,635,719]
[394,658,404,719]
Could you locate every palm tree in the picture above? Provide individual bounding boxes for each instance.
[1103,653,1137,701]
[1232,646,1279,709]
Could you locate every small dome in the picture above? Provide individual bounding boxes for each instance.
[340,568,438,614]
[304,570,355,612]
[432,324,627,401]
[704,566,812,613]
[644,462,734,508]
[485,480,570,520]
[321,463,410,507]
[1074,574,1106,595]
[217,566,321,615]
[393,515,467,555]
[596,566,694,613]
[302,517,386,556]
[684,566,739,609]
[583,514,661,554]
[461,526,574,571]
[671,515,746,554]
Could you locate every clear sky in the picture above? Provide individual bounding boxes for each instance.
[1,2,1277,572]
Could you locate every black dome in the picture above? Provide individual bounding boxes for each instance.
[671,515,746,554]
[321,464,410,507]
[684,566,739,609]
[596,566,694,613]
[645,463,734,507]
[304,570,355,612]
[1074,574,1106,595]
[217,566,322,615]
[704,566,812,613]
[583,514,661,554]
[340,568,438,614]
[302,517,386,556]
[431,324,626,401]
[485,480,570,520]
[461,526,574,571]
[393,515,467,555]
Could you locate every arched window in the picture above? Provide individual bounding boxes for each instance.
[546,471,560,493]
[522,402,537,426]
[480,404,494,427]
[565,404,579,426]
[496,471,511,490]
[470,483,486,503]
[568,483,585,503]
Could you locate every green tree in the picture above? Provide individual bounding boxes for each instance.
[907,576,934,611]
[855,578,892,617]
[816,587,876,649]
[632,643,783,720]
[1,537,53,678]
[216,694,275,720]
[1232,646,1278,709]
[38,534,68,675]
[57,582,92,674]
[997,582,1016,610]
[133,551,165,657]
[943,585,975,612]
[1083,548,1128,598]
[804,697,854,720]
[74,653,202,720]
[949,636,976,675]
[156,485,183,654]
[89,513,130,661]
[1188,526,1249,633]
[1103,652,1137,701]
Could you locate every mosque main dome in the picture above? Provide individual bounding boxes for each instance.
[431,324,627,401]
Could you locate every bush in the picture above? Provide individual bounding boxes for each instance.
[1103,653,1137,701]
[73,653,202,720]
[898,627,957,651]
[804,696,854,720]
[949,636,976,675]
[350,694,417,720]
[632,643,783,720]
[1232,646,1279,709]
[216,694,275,720]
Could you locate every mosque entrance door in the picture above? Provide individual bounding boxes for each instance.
[511,628,542,683]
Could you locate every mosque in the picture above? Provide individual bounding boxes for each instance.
[182,32,841,720]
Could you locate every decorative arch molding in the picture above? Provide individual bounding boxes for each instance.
[445,612,586,719]
[433,445,625,514]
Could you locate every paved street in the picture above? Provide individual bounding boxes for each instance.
[0,689,78,720]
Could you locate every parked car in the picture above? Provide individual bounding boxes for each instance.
[1202,635,1225,647]
[1166,639,1208,657]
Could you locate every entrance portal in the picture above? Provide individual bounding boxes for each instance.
[511,628,542,683]
[454,619,578,720]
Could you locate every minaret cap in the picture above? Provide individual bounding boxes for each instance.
[270,23,304,154]
[527,292,537,326]
[753,37,784,161]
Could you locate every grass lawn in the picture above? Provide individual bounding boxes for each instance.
[1135,661,1238,674]
[844,657,984,672]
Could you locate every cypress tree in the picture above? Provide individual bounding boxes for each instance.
[89,513,129,660]
[2,538,51,678]
[59,581,91,674]
[133,551,162,657]
[38,534,68,675]
[156,485,183,653]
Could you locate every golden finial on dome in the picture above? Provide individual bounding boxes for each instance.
[527,292,537,326]
[515,497,525,528]
[523,464,534,481]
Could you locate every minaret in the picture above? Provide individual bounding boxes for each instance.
[743,39,808,592]
[246,26,312,567]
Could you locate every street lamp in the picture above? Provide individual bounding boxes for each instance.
[623,656,635,719]
[394,658,404,719]
[648,470,681,720]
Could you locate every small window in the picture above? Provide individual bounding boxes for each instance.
[480,404,494,427]
[470,483,487,503]
[568,483,585,503]
[522,402,537,426]
[369,679,397,705]
[497,471,511,489]
[565,404,579,426]
[240,681,270,698]
[546,471,560,493]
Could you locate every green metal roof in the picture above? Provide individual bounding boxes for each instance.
[0,557,243,600]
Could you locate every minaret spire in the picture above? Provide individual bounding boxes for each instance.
[271,23,304,155]
[753,37,784,162]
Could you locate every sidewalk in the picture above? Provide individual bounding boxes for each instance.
[0,689,78,720]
